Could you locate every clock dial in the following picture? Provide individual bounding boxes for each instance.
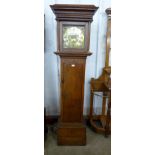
[63,26,85,49]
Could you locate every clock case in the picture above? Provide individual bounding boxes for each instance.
[50,4,98,145]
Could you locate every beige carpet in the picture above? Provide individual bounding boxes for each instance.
[44,125,111,155]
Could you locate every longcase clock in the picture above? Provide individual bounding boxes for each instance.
[50,4,98,145]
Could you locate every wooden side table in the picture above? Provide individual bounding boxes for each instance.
[89,8,111,137]
[89,67,111,136]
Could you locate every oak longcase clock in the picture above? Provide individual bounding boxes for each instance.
[50,4,98,145]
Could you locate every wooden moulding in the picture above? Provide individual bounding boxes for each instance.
[45,115,89,125]
[50,4,99,22]
[54,51,92,58]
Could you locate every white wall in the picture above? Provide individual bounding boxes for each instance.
[44,0,111,115]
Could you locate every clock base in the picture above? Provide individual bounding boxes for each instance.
[57,122,86,145]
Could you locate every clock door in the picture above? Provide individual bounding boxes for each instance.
[61,58,85,122]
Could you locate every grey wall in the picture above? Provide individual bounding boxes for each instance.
[44,0,111,115]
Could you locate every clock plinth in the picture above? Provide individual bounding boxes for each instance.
[50,4,98,145]
[57,122,86,145]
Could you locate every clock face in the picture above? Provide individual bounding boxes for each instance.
[63,26,85,49]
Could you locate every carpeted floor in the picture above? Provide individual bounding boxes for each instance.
[44,124,111,155]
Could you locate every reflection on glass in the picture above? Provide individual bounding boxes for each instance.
[63,26,85,49]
